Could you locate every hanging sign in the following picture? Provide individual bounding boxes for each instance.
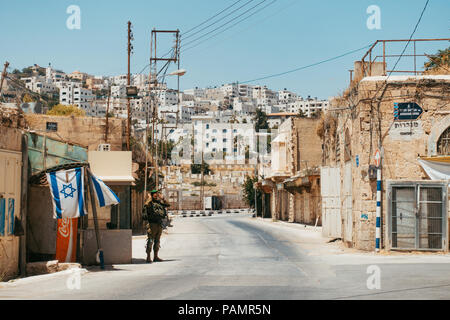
[394,102,423,121]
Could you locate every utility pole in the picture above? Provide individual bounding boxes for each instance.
[200,149,205,210]
[148,29,180,190]
[0,61,10,100]
[105,86,111,143]
[126,21,133,151]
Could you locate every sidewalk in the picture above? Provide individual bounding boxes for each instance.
[249,216,450,263]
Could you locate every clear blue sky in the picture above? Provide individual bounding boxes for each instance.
[1,0,448,99]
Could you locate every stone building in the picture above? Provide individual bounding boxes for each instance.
[259,117,322,225]
[0,105,27,280]
[320,60,450,251]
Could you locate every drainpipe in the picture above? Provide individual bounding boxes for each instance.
[20,133,29,276]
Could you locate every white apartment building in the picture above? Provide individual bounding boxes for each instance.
[184,87,206,99]
[253,86,278,106]
[159,104,195,123]
[156,88,178,107]
[111,85,127,98]
[232,97,256,115]
[45,66,66,83]
[278,89,298,104]
[21,76,58,95]
[221,83,239,98]
[113,75,128,86]
[168,117,256,164]
[293,97,329,117]
[60,85,94,111]
[238,84,254,98]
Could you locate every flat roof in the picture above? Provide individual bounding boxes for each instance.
[361,75,450,82]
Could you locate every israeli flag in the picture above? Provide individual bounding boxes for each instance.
[46,167,87,219]
[90,173,120,207]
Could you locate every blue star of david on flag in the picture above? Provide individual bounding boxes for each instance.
[46,168,87,219]
[60,183,77,199]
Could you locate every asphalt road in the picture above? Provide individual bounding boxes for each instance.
[2,213,450,300]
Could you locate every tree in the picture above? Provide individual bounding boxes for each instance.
[191,162,211,175]
[242,175,261,209]
[46,104,86,116]
[253,108,269,132]
[424,47,450,72]
[297,110,307,118]
[22,93,34,103]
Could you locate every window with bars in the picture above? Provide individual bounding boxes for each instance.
[437,127,450,155]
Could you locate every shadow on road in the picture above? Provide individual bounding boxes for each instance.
[132,258,180,264]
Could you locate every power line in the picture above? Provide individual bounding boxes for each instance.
[186,0,298,54]
[181,0,269,49]
[183,0,246,36]
[182,0,255,41]
[368,0,430,105]
[238,43,374,84]
[182,0,278,54]
[386,0,430,80]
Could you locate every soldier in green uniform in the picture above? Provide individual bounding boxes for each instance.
[142,190,171,263]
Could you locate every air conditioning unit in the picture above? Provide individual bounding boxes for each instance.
[97,144,111,152]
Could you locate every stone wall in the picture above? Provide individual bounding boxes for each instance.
[324,75,450,251]
[25,114,126,151]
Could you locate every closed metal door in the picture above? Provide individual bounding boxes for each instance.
[390,183,447,250]
[321,167,342,238]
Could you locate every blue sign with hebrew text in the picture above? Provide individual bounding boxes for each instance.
[394,102,423,121]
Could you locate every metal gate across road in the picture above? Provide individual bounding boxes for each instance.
[388,181,448,251]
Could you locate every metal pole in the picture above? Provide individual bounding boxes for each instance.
[86,167,104,269]
[375,166,382,252]
[105,86,111,143]
[414,41,417,76]
[127,21,132,151]
[200,149,205,210]
[20,133,28,276]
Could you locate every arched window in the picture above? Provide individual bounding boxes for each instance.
[344,129,352,162]
[437,127,450,155]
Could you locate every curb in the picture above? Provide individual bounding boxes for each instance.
[2,268,88,287]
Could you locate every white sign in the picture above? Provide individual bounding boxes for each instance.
[388,120,423,141]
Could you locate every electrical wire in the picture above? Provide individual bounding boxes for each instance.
[181,0,268,49]
[182,0,278,54]
[183,0,245,36]
[370,0,430,101]
[238,43,374,84]
[185,0,297,54]
[183,0,254,40]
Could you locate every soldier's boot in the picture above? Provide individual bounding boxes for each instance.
[146,251,152,263]
[153,248,163,262]
[146,243,153,263]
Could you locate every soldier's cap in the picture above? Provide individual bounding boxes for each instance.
[150,189,159,194]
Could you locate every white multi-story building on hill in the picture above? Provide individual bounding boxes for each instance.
[21,76,58,95]
[60,85,94,111]
[184,87,206,99]
[278,89,298,104]
[253,86,278,106]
